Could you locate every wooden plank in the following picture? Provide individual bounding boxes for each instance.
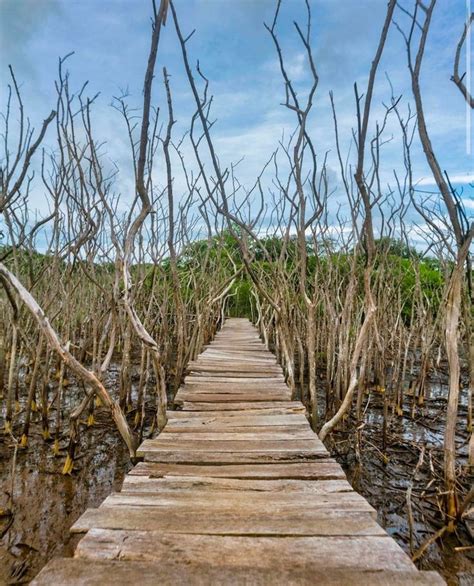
[159,430,316,440]
[201,354,277,363]
[210,341,264,345]
[181,378,289,386]
[101,487,370,504]
[99,491,374,515]
[178,401,305,411]
[177,383,291,392]
[121,476,354,493]
[178,385,290,391]
[74,530,415,573]
[128,461,346,480]
[179,388,290,395]
[205,345,267,350]
[187,369,284,376]
[166,411,309,423]
[138,451,328,464]
[183,376,287,384]
[71,508,384,536]
[188,361,281,368]
[187,370,284,378]
[163,422,311,432]
[164,425,312,435]
[32,559,446,586]
[138,438,326,452]
[184,375,288,381]
[202,352,276,361]
[205,345,271,353]
[175,392,291,402]
[191,362,279,369]
[178,380,289,387]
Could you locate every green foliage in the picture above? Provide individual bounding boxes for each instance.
[227,277,253,318]
[172,233,446,320]
[378,254,444,322]
[180,229,241,268]
[374,237,422,260]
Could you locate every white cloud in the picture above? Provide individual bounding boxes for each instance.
[416,174,474,186]
[461,197,474,210]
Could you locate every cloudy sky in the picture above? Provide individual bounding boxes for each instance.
[1,0,473,236]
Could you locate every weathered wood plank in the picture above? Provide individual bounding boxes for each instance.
[177,385,291,394]
[101,486,371,503]
[159,430,316,440]
[186,370,285,377]
[188,361,282,369]
[183,376,287,384]
[177,401,305,411]
[175,392,291,402]
[166,411,309,423]
[75,530,414,572]
[190,350,272,357]
[179,381,290,390]
[205,345,271,352]
[138,451,328,464]
[138,437,326,452]
[187,370,284,378]
[164,426,312,436]
[71,507,383,536]
[128,461,346,479]
[32,559,446,586]
[120,476,354,493]
[163,423,311,432]
[200,354,277,363]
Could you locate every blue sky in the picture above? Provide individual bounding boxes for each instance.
[1,0,473,244]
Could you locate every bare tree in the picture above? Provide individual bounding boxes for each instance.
[397,0,474,529]
[452,11,474,108]
[319,0,397,441]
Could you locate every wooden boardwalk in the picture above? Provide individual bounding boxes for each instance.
[33,318,444,585]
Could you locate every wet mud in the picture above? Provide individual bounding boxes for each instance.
[331,383,473,585]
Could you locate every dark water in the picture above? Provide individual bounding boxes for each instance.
[0,413,131,584]
[0,361,136,584]
[329,384,474,586]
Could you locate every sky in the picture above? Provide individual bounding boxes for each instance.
[1,0,473,247]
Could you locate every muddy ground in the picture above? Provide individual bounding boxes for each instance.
[331,384,473,585]
[0,414,131,584]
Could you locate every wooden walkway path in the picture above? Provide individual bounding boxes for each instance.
[34,318,444,585]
